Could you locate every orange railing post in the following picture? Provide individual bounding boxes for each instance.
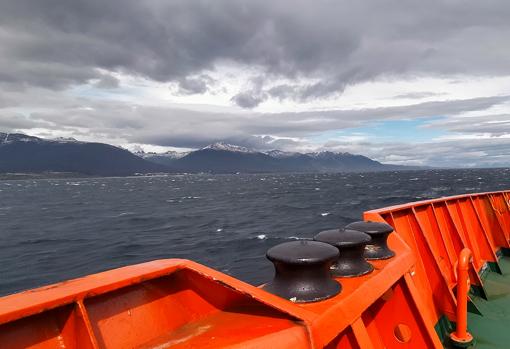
[450,248,474,347]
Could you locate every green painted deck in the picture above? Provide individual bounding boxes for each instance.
[468,257,510,349]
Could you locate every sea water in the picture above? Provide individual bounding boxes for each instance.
[1,168,509,296]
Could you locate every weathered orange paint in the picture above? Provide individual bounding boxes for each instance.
[0,190,509,348]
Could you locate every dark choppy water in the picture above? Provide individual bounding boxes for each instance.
[1,169,510,296]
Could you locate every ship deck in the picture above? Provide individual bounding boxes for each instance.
[469,256,510,349]
[3,190,510,348]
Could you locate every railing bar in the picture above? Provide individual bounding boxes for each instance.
[468,196,499,261]
[486,194,508,244]
[410,207,457,307]
[76,300,100,349]
[431,202,458,271]
[444,200,470,252]
[497,193,510,241]
[351,317,376,349]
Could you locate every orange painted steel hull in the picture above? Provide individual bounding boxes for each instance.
[1,190,509,348]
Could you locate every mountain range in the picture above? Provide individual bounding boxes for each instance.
[137,142,416,173]
[0,133,165,176]
[0,133,417,176]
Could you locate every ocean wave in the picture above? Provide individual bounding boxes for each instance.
[3,169,510,295]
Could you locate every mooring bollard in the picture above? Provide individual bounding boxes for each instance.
[345,220,396,260]
[314,228,374,277]
[262,240,341,303]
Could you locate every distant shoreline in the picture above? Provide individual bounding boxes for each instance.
[0,172,179,181]
[0,172,94,181]
[1,168,506,181]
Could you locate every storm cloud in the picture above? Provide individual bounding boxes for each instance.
[1,1,510,102]
[1,1,510,167]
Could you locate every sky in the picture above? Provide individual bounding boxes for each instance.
[1,1,510,167]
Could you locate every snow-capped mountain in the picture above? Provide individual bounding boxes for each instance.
[203,142,257,153]
[134,150,189,167]
[307,151,347,159]
[135,150,188,160]
[1,133,42,144]
[265,150,301,158]
[0,133,81,145]
[51,137,81,143]
[142,142,414,173]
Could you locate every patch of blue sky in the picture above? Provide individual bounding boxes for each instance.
[314,117,448,143]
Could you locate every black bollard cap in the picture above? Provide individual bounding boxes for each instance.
[345,221,395,260]
[264,240,341,302]
[266,240,339,265]
[314,228,371,247]
[345,221,393,235]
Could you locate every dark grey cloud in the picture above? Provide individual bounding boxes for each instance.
[1,0,510,103]
[176,75,215,95]
[0,113,51,129]
[231,91,268,109]
[2,1,510,167]
[231,76,269,108]
[93,74,120,89]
